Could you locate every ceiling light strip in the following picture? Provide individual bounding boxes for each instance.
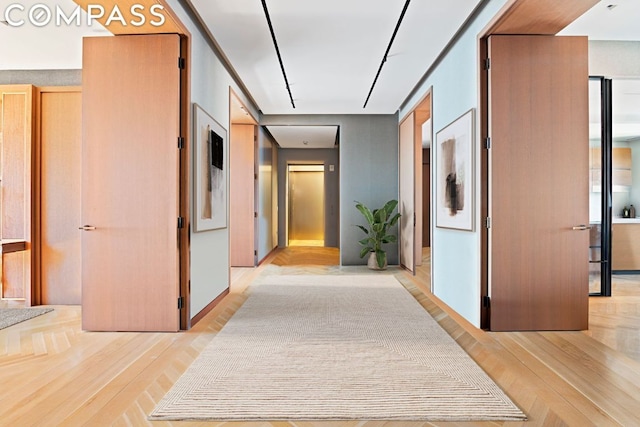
[261,0,296,109]
[362,0,411,109]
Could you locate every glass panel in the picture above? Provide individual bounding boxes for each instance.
[589,78,603,294]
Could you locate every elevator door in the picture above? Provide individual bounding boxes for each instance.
[288,165,325,246]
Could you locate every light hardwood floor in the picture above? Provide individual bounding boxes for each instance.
[1,247,640,426]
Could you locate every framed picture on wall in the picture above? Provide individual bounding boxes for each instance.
[435,108,474,231]
[193,103,227,232]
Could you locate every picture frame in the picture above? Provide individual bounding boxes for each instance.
[193,103,227,232]
[435,108,474,231]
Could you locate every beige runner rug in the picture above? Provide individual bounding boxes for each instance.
[150,275,526,421]
[0,307,53,330]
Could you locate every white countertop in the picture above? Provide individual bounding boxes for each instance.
[613,217,640,224]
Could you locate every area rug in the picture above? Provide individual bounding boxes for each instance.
[0,307,54,330]
[150,275,526,421]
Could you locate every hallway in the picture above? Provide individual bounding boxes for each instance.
[1,251,640,425]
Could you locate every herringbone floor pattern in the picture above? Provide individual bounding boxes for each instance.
[1,247,639,426]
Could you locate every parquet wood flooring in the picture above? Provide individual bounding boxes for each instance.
[1,249,639,426]
[270,246,340,266]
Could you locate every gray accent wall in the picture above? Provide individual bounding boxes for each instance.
[0,70,81,86]
[262,114,399,266]
[277,148,340,248]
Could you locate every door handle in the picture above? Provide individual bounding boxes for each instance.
[572,225,592,231]
[79,225,97,231]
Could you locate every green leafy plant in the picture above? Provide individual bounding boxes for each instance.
[355,199,401,268]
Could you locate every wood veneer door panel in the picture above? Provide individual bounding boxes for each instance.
[81,35,180,331]
[40,90,82,305]
[488,35,589,331]
[1,86,33,302]
[399,114,415,272]
[230,124,255,267]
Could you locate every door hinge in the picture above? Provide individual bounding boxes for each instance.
[483,58,490,70]
[178,296,185,309]
[484,137,491,149]
[255,173,258,180]
[254,250,257,256]
[482,296,491,308]
[485,217,491,229]
[413,212,416,227]
[178,217,185,229]
[178,57,186,69]
[254,212,258,218]
[178,137,185,149]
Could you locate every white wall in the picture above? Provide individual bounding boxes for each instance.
[398,0,508,327]
[165,0,260,320]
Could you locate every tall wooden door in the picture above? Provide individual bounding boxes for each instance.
[230,124,256,267]
[488,35,589,331]
[399,114,415,272]
[81,35,181,331]
[38,88,82,305]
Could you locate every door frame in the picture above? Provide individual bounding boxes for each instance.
[399,88,433,280]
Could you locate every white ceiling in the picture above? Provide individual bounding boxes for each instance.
[266,125,339,149]
[3,1,640,144]
[0,0,110,70]
[188,0,483,115]
[560,0,640,41]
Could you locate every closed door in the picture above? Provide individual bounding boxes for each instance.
[39,88,82,305]
[81,35,181,331]
[488,35,589,331]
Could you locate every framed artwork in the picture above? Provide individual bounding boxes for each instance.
[436,108,474,231]
[193,103,227,232]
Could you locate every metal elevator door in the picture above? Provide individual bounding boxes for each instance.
[288,165,325,246]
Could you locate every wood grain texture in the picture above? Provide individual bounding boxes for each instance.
[230,124,256,267]
[36,88,82,305]
[488,36,589,331]
[1,85,34,303]
[612,224,640,271]
[487,0,599,35]
[81,35,181,331]
[1,257,640,426]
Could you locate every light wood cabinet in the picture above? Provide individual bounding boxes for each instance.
[612,223,640,271]
[1,85,34,303]
[590,147,632,189]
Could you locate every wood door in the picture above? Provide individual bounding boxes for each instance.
[399,114,415,272]
[37,88,82,305]
[230,124,256,266]
[488,35,589,331]
[81,35,181,331]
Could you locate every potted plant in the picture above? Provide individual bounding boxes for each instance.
[355,199,401,270]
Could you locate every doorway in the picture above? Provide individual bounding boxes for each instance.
[287,164,325,247]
